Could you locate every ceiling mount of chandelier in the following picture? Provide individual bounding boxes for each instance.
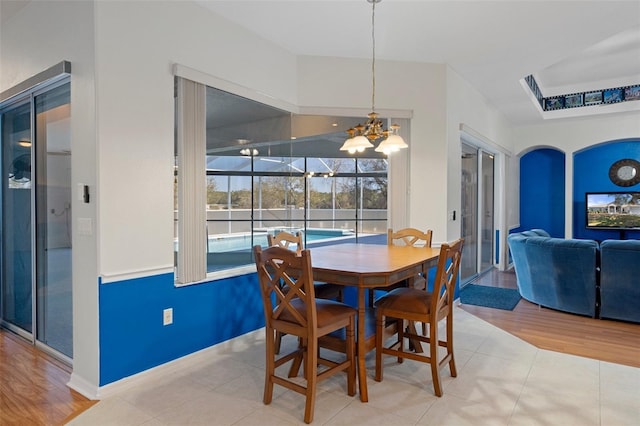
[340,0,408,155]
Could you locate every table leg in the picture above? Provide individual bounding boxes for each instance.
[357,287,368,402]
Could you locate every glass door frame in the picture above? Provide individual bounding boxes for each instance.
[460,139,497,285]
[479,150,495,274]
[1,96,35,343]
[1,74,72,364]
[460,142,479,283]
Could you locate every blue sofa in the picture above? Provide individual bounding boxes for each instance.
[508,230,640,322]
[507,229,598,317]
[599,239,640,323]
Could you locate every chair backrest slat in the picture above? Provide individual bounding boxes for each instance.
[388,228,433,248]
[254,245,317,331]
[431,239,464,318]
[267,231,304,255]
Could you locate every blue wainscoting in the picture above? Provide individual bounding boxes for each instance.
[97,230,455,386]
[99,272,263,385]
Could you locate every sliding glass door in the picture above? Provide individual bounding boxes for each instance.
[1,101,33,333]
[460,142,495,284]
[1,80,72,359]
[34,83,72,357]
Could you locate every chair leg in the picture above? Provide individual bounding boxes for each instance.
[289,338,305,378]
[275,331,283,355]
[303,339,319,424]
[429,320,443,397]
[397,319,405,364]
[346,317,356,396]
[264,327,275,405]
[406,322,424,353]
[446,316,457,377]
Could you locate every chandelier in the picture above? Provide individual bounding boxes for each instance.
[340,0,408,155]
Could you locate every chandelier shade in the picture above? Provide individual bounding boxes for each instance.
[374,125,408,154]
[340,0,407,155]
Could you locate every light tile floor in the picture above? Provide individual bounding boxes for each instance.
[68,307,640,425]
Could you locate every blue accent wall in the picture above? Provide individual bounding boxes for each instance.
[574,139,640,240]
[517,140,640,241]
[99,272,263,385]
[519,148,566,237]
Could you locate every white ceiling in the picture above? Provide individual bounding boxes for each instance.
[196,0,640,125]
[3,0,639,125]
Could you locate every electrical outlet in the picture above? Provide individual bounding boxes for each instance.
[163,308,173,326]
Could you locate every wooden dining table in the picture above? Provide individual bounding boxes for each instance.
[307,243,440,402]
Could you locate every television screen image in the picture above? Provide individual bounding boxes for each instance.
[586,192,640,229]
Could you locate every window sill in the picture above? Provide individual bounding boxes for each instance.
[174,264,257,287]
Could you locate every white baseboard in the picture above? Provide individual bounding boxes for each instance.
[67,372,99,400]
[67,329,263,400]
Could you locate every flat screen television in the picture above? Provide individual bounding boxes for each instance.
[586,192,640,230]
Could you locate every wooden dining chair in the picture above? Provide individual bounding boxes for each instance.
[368,228,433,307]
[268,231,345,354]
[254,245,356,424]
[268,231,343,302]
[374,238,464,397]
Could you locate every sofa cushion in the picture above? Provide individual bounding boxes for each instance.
[508,232,598,317]
[599,239,640,323]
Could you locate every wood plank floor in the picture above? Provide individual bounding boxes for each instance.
[0,330,97,426]
[460,268,640,368]
[1,268,638,424]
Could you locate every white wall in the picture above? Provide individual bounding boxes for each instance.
[93,0,298,280]
[2,0,524,391]
[445,67,515,243]
[298,56,450,241]
[513,112,640,155]
[1,0,99,392]
[1,0,300,392]
[3,0,519,279]
[298,58,518,248]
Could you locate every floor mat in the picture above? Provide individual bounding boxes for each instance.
[459,284,521,310]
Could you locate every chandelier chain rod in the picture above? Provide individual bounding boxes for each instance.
[340,0,407,154]
[371,0,376,113]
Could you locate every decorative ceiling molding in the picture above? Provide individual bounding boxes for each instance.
[523,75,640,120]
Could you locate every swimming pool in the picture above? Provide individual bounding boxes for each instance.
[206,228,355,253]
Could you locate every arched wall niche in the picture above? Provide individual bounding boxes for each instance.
[517,147,566,237]
[574,138,640,240]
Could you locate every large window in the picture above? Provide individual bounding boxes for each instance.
[175,81,389,278]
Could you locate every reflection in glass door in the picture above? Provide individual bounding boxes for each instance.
[1,80,72,359]
[460,142,494,284]
[35,83,72,357]
[461,144,478,282]
[1,101,33,333]
[480,151,495,273]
